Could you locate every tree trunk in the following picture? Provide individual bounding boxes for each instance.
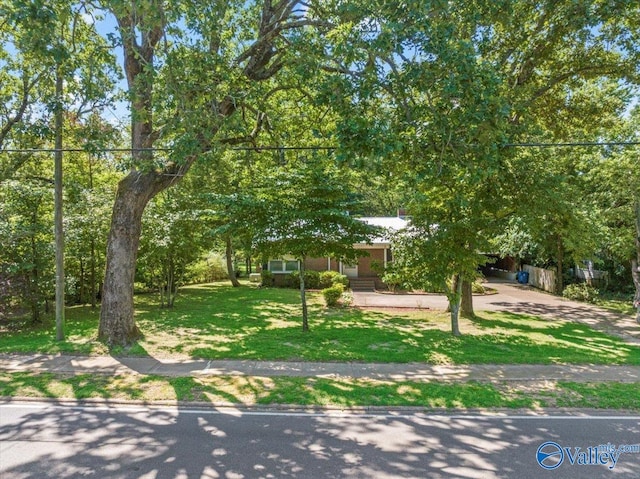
[30,208,40,324]
[226,236,240,287]
[556,235,564,294]
[98,0,287,346]
[167,256,177,308]
[460,279,475,318]
[90,237,97,309]
[448,274,462,336]
[88,160,97,310]
[633,200,640,324]
[54,63,65,341]
[98,171,169,346]
[79,258,85,304]
[299,258,309,332]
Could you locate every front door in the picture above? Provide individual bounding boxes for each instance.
[342,262,358,278]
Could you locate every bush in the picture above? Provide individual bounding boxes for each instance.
[319,271,348,289]
[563,283,600,303]
[382,270,404,292]
[304,270,320,289]
[260,270,274,287]
[286,270,321,289]
[186,254,229,283]
[285,271,300,288]
[322,283,344,307]
[472,281,486,294]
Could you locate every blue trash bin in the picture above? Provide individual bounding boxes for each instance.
[517,271,529,284]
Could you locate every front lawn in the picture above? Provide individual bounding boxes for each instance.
[1,282,639,365]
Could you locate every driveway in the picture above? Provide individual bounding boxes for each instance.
[351,280,640,345]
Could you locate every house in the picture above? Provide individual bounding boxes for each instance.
[264,215,409,290]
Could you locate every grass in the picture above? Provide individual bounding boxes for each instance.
[594,296,637,316]
[1,282,639,365]
[2,371,639,411]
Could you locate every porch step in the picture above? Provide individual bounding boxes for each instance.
[349,279,376,292]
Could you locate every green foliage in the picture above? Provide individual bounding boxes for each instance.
[322,283,344,307]
[137,184,215,306]
[4,371,640,410]
[251,162,378,263]
[2,284,640,367]
[285,271,299,288]
[319,271,349,289]
[286,270,321,289]
[0,177,54,322]
[185,254,229,284]
[471,282,486,295]
[562,283,600,304]
[379,263,406,292]
[260,270,274,287]
[322,0,640,333]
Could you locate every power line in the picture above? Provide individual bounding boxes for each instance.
[504,141,640,148]
[0,146,338,154]
[1,141,639,155]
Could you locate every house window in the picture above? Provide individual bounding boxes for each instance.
[269,259,300,273]
[269,260,283,272]
[285,260,299,272]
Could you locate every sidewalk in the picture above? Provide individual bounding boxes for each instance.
[2,353,639,383]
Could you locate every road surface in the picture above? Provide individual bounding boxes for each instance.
[1,402,639,478]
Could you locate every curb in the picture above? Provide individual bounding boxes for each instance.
[2,396,639,417]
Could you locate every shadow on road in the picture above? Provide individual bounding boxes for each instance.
[3,402,640,478]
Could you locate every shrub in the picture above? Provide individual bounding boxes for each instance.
[563,283,600,303]
[186,254,229,283]
[319,271,349,289]
[260,270,274,287]
[322,283,344,307]
[472,281,486,294]
[286,270,321,289]
[382,270,404,292]
[285,271,300,288]
[304,270,320,289]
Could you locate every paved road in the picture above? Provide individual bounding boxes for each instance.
[352,280,640,345]
[1,402,639,479]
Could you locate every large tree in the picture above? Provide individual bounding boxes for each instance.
[586,107,640,323]
[95,0,341,346]
[321,0,640,333]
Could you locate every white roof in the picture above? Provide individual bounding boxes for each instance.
[357,217,409,244]
[358,217,409,230]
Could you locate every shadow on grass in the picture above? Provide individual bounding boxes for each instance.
[256,377,537,409]
[0,371,537,409]
[0,307,102,355]
[462,312,640,365]
[3,283,640,366]
[0,372,144,401]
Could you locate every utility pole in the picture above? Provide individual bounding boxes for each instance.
[54,63,65,341]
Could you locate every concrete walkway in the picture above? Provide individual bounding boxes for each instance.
[352,280,640,345]
[1,353,640,383]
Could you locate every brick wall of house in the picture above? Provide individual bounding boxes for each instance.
[304,257,339,272]
[357,249,385,277]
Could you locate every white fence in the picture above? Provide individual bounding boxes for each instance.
[575,267,609,288]
[523,264,557,293]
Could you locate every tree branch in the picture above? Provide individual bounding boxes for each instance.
[0,73,41,149]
